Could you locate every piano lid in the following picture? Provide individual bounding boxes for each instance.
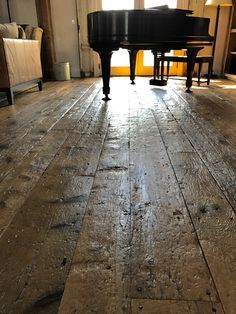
[88,9,212,45]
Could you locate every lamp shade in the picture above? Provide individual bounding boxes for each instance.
[205,0,233,6]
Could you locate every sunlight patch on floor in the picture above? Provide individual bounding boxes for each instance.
[220,85,236,89]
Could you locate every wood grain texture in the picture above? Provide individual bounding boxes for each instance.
[0,80,103,313]
[0,77,235,314]
[163,81,236,213]
[131,299,224,314]
[59,82,131,314]
[129,106,218,302]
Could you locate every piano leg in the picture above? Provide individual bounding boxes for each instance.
[96,49,113,101]
[128,49,138,84]
[186,47,202,93]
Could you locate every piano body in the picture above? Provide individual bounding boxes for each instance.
[87,7,213,100]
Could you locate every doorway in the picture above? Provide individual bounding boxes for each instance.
[101,0,178,76]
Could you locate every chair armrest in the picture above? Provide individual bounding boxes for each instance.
[1,38,42,87]
[0,38,10,88]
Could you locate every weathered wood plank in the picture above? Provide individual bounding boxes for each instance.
[0,82,87,150]
[168,152,236,314]
[0,129,69,236]
[0,93,108,313]
[129,105,218,301]
[46,96,109,177]
[0,82,99,182]
[0,81,59,121]
[131,299,224,314]
[0,83,101,236]
[150,82,236,314]
[59,168,131,314]
[0,77,235,314]
[169,80,236,147]
[154,85,236,212]
[11,175,94,314]
[59,88,131,314]
[0,80,95,151]
[0,80,76,132]
[0,174,92,313]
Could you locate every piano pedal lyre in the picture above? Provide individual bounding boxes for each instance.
[150,51,168,86]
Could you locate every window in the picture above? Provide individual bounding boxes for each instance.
[102,0,134,10]
[144,0,177,9]
[102,0,135,67]
[101,0,179,74]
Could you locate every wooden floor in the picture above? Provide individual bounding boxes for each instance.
[0,77,235,314]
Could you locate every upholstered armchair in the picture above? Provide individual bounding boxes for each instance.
[0,22,43,105]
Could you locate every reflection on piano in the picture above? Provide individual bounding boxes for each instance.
[88,7,213,100]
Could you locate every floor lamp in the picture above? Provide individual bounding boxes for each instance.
[205,0,233,75]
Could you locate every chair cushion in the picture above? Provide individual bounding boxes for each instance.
[24,25,34,39]
[18,25,26,39]
[0,22,19,39]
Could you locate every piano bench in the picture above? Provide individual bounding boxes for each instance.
[156,55,213,86]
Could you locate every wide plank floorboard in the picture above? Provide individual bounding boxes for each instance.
[0,77,235,314]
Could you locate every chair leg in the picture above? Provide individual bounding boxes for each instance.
[156,59,160,79]
[207,60,212,85]
[167,61,170,80]
[6,88,14,105]
[160,52,165,81]
[197,62,202,86]
[153,51,159,79]
[38,78,43,91]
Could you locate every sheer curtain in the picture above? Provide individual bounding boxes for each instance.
[77,0,102,77]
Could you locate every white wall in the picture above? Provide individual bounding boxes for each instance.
[9,0,38,27]
[50,0,80,77]
[0,0,10,23]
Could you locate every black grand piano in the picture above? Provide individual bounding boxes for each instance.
[88,7,213,100]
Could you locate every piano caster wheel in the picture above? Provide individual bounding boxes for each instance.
[131,80,135,85]
[102,95,111,101]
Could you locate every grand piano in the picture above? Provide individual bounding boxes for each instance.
[87,7,213,100]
